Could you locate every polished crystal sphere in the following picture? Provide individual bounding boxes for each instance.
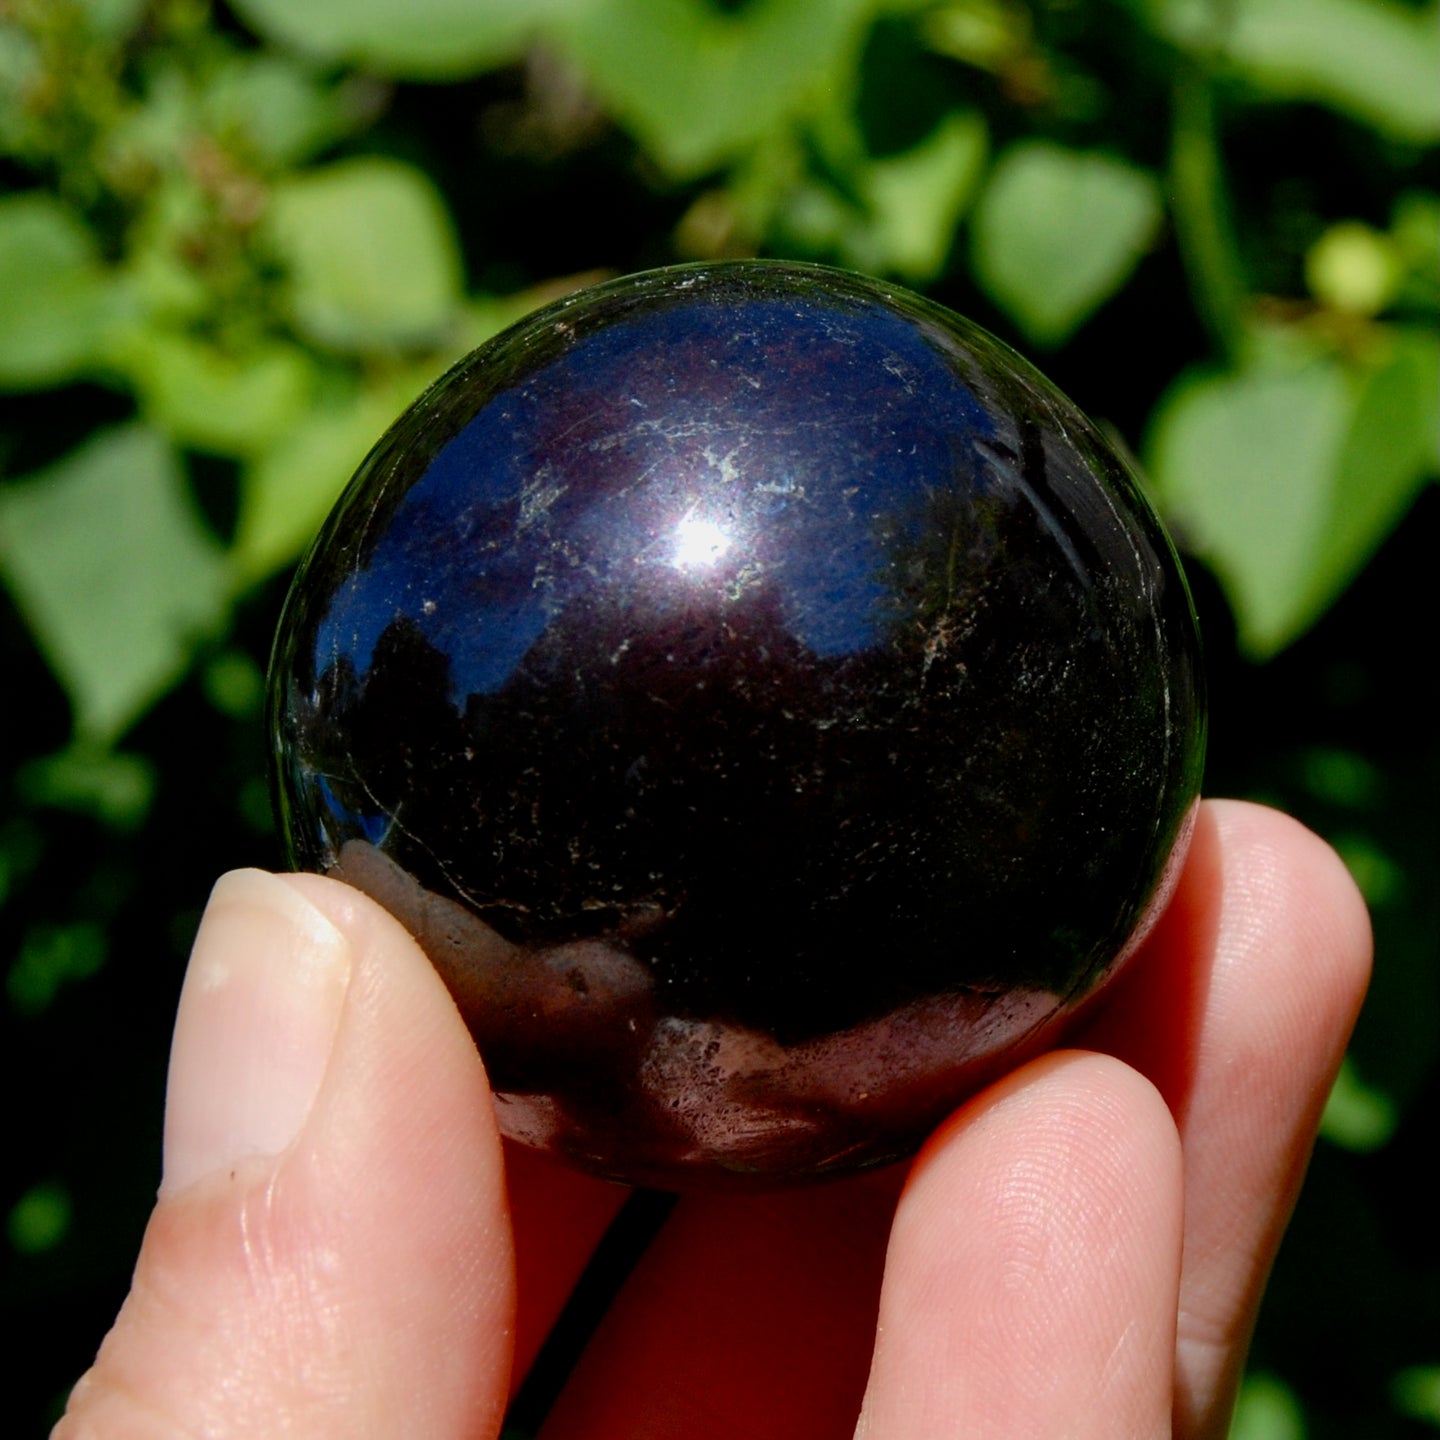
[269,262,1205,1188]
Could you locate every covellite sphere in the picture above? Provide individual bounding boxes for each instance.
[268,262,1205,1188]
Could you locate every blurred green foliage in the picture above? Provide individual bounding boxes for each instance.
[1,0,1435,1432]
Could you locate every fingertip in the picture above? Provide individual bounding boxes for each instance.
[901,1052,1184,1297]
[1084,799,1373,1117]
[859,1051,1182,1440]
[1163,799,1373,1130]
[162,869,354,1197]
[911,1048,1179,1178]
[1204,798,1373,1009]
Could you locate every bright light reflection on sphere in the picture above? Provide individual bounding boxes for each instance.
[672,515,732,569]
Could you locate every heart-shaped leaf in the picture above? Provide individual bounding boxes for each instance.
[971,142,1162,348]
[0,426,230,740]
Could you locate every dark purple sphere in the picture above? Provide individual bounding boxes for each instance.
[269,262,1204,1188]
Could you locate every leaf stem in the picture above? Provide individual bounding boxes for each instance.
[1169,66,1248,363]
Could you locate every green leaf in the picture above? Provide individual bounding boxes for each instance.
[1228,1373,1306,1440]
[1140,0,1440,144]
[558,0,881,177]
[1390,1366,1440,1427]
[118,219,213,329]
[0,26,43,151]
[1231,0,1439,145]
[776,112,988,281]
[1331,832,1404,908]
[228,0,589,77]
[75,0,149,40]
[1392,191,1440,273]
[8,922,107,1017]
[17,743,156,831]
[202,650,265,719]
[0,817,43,912]
[1295,746,1383,809]
[970,142,1163,347]
[0,193,119,390]
[923,0,1032,70]
[846,110,988,281]
[1309,326,1439,605]
[233,380,417,584]
[267,158,465,353]
[202,54,363,167]
[1146,327,1438,657]
[0,426,230,741]
[1391,190,1440,315]
[1148,350,1349,657]
[113,327,316,457]
[1320,1053,1398,1152]
[7,1180,73,1255]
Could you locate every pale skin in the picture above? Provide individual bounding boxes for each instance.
[55,799,1371,1439]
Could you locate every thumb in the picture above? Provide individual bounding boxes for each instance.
[55,869,515,1439]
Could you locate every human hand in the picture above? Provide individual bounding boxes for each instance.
[53,799,1369,1439]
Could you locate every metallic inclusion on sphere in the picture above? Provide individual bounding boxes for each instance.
[269,262,1205,1189]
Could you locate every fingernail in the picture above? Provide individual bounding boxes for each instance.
[162,870,352,1196]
